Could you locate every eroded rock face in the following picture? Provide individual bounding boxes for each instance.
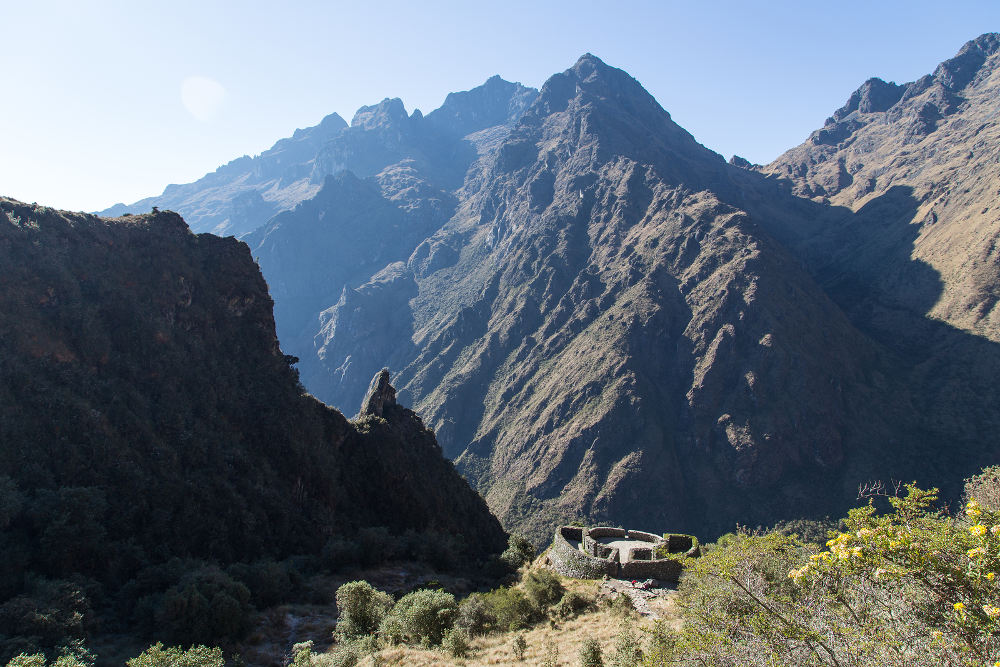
[360,368,397,418]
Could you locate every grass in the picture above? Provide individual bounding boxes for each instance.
[310,576,681,666]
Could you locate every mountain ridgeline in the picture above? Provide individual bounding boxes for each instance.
[100,36,1000,543]
[0,199,508,658]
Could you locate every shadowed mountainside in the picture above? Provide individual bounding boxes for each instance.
[0,198,507,656]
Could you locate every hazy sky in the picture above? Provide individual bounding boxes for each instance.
[3,0,999,212]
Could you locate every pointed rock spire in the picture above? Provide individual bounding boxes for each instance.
[359,368,397,418]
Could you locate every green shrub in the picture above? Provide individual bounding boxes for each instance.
[334,581,393,640]
[356,527,399,566]
[511,633,527,661]
[378,588,457,646]
[155,567,252,644]
[2,655,88,667]
[553,590,591,619]
[322,537,362,570]
[770,518,838,547]
[455,593,497,636]
[608,621,641,667]
[0,579,93,659]
[605,592,635,617]
[523,570,564,614]
[500,535,535,571]
[664,481,1000,666]
[579,638,604,667]
[227,558,300,608]
[481,586,535,631]
[441,628,470,659]
[125,643,224,667]
[290,639,366,667]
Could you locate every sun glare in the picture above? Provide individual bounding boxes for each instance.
[181,75,227,122]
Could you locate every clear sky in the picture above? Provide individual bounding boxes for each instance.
[3,0,999,212]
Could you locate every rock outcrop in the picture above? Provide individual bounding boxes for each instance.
[360,368,397,417]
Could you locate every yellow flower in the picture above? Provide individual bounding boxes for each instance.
[971,524,988,537]
[954,602,966,612]
[969,547,986,559]
[983,604,1000,619]
[988,572,996,582]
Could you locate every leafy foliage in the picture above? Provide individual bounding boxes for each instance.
[378,589,457,646]
[441,627,470,658]
[334,581,393,640]
[522,570,565,614]
[511,632,527,661]
[124,643,223,667]
[658,480,1000,665]
[579,637,604,667]
[500,535,536,571]
[455,592,498,636]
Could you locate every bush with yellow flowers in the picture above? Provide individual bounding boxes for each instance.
[648,472,1000,666]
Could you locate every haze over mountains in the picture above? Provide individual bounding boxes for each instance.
[98,35,1000,541]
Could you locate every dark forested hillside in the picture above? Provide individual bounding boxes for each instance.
[0,198,507,660]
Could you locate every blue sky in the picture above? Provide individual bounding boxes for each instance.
[3,0,998,212]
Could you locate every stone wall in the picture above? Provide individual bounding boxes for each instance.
[621,558,682,581]
[549,526,617,579]
[665,534,694,553]
[627,530,660,543]
[549,525,687,583]
[587,526,627,539]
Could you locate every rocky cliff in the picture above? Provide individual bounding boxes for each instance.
[0,198,507,653]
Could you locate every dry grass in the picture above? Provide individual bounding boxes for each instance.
[374,607,635,666]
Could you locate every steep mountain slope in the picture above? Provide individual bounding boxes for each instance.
[297,56,916,540]
[745,34,1000,493]
[244,76,538,377]
[0,198,507,654]
[763,33,1000,341]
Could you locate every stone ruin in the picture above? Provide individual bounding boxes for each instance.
[548,525,700,582]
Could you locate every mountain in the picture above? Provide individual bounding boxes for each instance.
[100,76,538,239]
[744,33,1000,498]
[93,36,1000,546]
[762,33,1000,342]
[101,112,349,237]
[0,198,507,657]
[247,54,930,541]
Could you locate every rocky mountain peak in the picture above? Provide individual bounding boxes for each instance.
[831,77,905,122]
[530,52,661,118]
[425,75,538,138]
[291,111,347,139]
[351,97,410,129]
[931,32,1000,92]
